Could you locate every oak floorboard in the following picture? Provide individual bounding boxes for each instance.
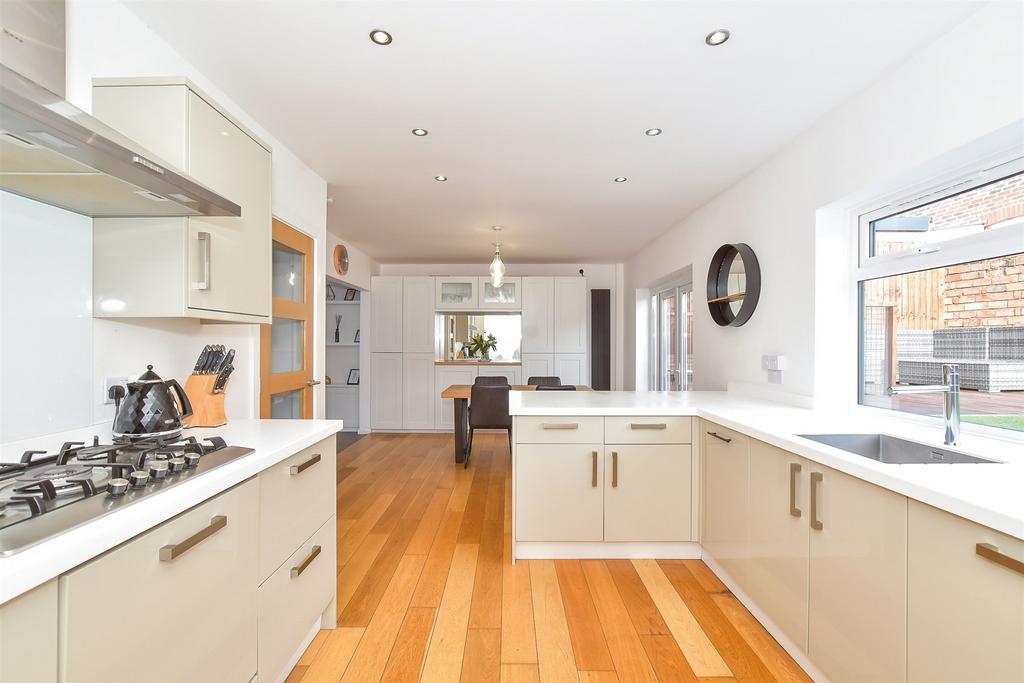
[411,511,465,608]
[529,560,578,683]
[606,559,670,636]
[468,518,504,629]
[682,561,728,594]
[581,560,658,683]
[500,558,538,665]
[421,543,480,682]
[337,532,389,615]
[554,560,614,673]
[461,628,501,683]
[577,672,619,683]
[340,516,419,627]
[639,634,699,683]
[710,593,811,683]
[338,493,395,565]
[500,664,541,683]
[303,627,365,682]
[407,489,454,555]
[381,607,438,683]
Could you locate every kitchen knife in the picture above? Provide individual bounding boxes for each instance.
[213,364,233,393]
[193,345,212,374]
[204,345,224,374]
[218,348,235,374]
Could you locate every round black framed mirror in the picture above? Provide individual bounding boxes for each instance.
[706,243,761,326]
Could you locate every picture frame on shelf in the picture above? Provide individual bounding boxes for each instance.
[344,288,358,301]
[326,284,337,301]
[353,329,360,343]
[347,368,360,385]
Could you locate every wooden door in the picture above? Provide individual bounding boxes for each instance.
[260,220,315,418]
[604,444,691,542]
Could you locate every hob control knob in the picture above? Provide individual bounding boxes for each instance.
[107,478,129,497]
[183,453,201,469]
[168,457,185,473]
[149,462,169,480]
[129,470,150,488]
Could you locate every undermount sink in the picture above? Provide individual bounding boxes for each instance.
[798,433,1000,464]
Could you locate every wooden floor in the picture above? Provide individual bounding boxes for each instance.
[287,433,810,683]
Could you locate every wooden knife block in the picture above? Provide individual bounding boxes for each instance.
[183,374,228,428]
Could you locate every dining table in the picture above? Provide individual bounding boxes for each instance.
[441,384,591,463]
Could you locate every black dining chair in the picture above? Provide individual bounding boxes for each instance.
[536,384,576,391]
[467,384,511,468]
[527,376,561,386]
[474,375,510,386]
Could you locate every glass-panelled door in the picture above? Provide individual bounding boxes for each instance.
[654,286,693,391]
[260,219,315,418]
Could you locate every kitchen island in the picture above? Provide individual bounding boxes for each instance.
[508,390,1024,683]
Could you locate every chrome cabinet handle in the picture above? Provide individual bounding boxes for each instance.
[291,545,322,578]
[306,379,322,387]
[630,423,667,430]
[290,453,321,475]
[707,431,732,443]
[611,451,619,488]
[809,472,823,530]
[976,543,1024,576]
[591,451,598,487]
[789,462,802,518]
[542,423,579,430]
[160,515,227,561]
[192,231,211,290]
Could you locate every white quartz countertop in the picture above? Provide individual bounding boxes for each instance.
[0,419,343,605]
[510,391,1024,540]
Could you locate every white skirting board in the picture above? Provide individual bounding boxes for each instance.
[701,553,830,683]
[514,541,701,561]
[275,618,321,683]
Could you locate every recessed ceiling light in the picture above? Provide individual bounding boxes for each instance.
[614,176,628,183]
[434,175,448,182]
[644,128,662,137]
[369,29,393,45]
[705,29,730,46]
[411,128,428,136]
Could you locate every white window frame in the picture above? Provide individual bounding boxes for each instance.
[649,280,693,391]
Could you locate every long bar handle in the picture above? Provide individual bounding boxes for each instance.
[611,451,619,488]
[591,451,598,487]
[976,543,1024,575]
[192,231,211,290]
[789,463,802,517]
[809,472,823,530]
[630,423,667,430]
[707,431,732,443]
[291,545,322,578]
[160,515,227,561]
[290,453,322,475]
[542,423,579,430]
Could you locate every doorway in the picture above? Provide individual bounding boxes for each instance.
[260,219,315,418]
[653,285,693,391]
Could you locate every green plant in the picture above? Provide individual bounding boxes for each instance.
[470,332,498,358]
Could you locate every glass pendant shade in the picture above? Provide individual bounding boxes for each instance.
[489,244,505,288]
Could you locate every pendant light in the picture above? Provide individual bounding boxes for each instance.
[489,242,506,288]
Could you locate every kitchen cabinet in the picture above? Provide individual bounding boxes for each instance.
[554,277,587,353]
[907,500,1024,683]
[744,440,810,651]
[0,580,57,683]
[59,479,259,683]
[435,364,478,430]
[604,445,691,542]
[554,353,588,385]
[701,422,750,584]
[435,277,479,309]
[371,353,403,429]
[478,276,522,310]
[522,277,554,353]
[521,353,555,382]
[403,353,436,430]
[403,276,436,352]
[92,79,271,323]
[807,464,907,683]
[477,364,521,385]
[516,444,605,542]
[372,276,404,352]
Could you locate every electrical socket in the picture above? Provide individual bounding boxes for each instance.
[104,377,128,404]
[762,354,787,371]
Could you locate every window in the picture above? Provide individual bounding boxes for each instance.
[442,313,521,360]
[857,157,1024,433]
[651,285,694,390]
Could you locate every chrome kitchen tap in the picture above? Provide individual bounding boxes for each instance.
[889,363,961,446]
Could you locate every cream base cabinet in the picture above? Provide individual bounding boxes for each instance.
[604,445,691,542]
[403,353,436,430]
[92,80,271,323]
[371,353,403,429]
[516,444,604,542]
[907,500,1024,683]
[701,422,750,584]
[0,580,58,683]
[807,465,907,683]
[59,479,259,683]
[744,441,810,651]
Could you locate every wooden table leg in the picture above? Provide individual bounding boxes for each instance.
[454,397,468,464]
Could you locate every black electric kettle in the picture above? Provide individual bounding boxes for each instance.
[109,365,193,439]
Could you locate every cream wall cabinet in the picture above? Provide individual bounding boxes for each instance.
[521,277,554,353]
[92,81,271,323]
[435,365,478,430]
[403,276,436,353]
[515,444,605,542]
[371,353,404,429]
[372,276,404,352]
[554,353,588,385]
[701,422,751,584]
[477,365,522,385]
[521,353,555,381]
[478,276,522,310]
[403,353,436,430]
[907,500,1024,683]
[604,445,691,542]
[59,479,259,683]
[0,580,58,683]
[553,277,587,353]
[436,277,479,310]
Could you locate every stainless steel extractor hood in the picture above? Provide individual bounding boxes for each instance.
[0,0,240,217]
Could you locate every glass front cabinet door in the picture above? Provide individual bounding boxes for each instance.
[435,277,479,309]
[478,276,522,310]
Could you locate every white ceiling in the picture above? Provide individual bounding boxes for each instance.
[124,1,980,263]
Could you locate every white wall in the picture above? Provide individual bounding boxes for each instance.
[622,2,1024,402]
